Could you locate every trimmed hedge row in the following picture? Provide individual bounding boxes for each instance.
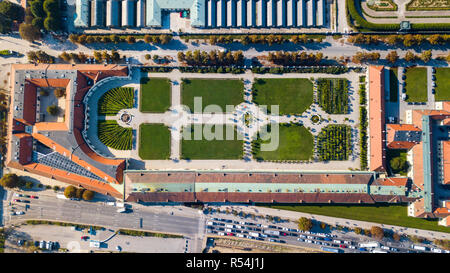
[98,87,134,116]
[316,78,349,114]
[98,120,132,150]
[317,125,352,161]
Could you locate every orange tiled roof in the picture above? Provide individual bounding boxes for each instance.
[412,142,424,191]
[443,141,450,185]
[386,124,421,150]
[368,66,386,172]
[376,177,409,187]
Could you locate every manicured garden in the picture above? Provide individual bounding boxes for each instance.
[435,68,450,101]
[252,78,313,115]
[98,87,134,116]
[98,120,132,150]
[317,125,352,161]
[181,124,243,159]
[252,124,314,161]
[139,124,171,160]
[264,204,450,233]
[140,77,171,113]
[181,79,244,113]
[316,78,349,114]
[405,67,428,102]
[389,68,398,102]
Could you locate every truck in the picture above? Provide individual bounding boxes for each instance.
[412,245,428,251]
[359,242,380,248]
[321,246,343,253]
[263,230,280,236]
[249,232,259,237]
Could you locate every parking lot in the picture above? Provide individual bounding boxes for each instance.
[204,212,449,254]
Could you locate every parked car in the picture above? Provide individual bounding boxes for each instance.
[14,193,23,197]
[30,196,38,199]
[16,211,25,215]
[81,236,89,240]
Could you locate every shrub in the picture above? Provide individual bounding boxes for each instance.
[317,125,352,161]
[64,185,76,198]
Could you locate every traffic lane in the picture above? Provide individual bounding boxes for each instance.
[10,197,201,236]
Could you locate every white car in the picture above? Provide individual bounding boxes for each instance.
[16,211,25,215]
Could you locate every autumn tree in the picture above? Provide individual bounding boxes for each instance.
[370,226,384,240]
[298,217,313,231]
[386,51,399,64]
[420,50,432,63]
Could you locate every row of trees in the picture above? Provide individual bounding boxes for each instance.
[0,1,24,33]
[351,51,381,64]
[68,34,172,45]
[177,50,244,66]
[267,51,324,66]
[27,50,54,63]
[19,0,62,42]
[64,185,95,201]
[347,33,450,47]
[187,34,323,46]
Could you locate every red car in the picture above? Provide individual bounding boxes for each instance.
[339,244,347,248]
[81,236,89,240]
[226,233,234,236]
[281,232,287,236]
[30,196,38,199]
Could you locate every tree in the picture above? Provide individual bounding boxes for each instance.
[428,34,443,45]
[43,0,59,14]
[64,185,77,198]
[43,16,59,32]
[46,105,59,115]
[0,1,24,22]
[75,188,84,199]
[31,17,44,29]
[160,34,171,45]
[354,227,362,235]
[0,173,23,188]
[386,51,399,64]
[0,16,12,34]
[370,226,384,240]
[82,190,95,201]
[145,54,151,60]
[393,233,401,242]
[93,51,102,62]
[390,156,406,172]
[69,34,79,43]
[143,34,152,43]
[30,0,46,18]
[19,23,41,42]
[110,50,120,62]
[420,50,432,63]
[126,36,136,44]
[404,51,416,62]
[298,217,313,231]
[54,88,65,98]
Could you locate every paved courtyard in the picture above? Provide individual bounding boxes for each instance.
[85,69,363,171]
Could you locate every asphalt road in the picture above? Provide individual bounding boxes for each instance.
[4,190,206,252]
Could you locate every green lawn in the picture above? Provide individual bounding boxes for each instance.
[181,124,243,159]
[140,77,171,113]
[252,78,313,115]
[253,124,314,161]
[181,79,244,113]
[139,124,171,160]
[435,68,450,101]
[405,67,428,102]
[389,67,398,102]
[263,204,450,233]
